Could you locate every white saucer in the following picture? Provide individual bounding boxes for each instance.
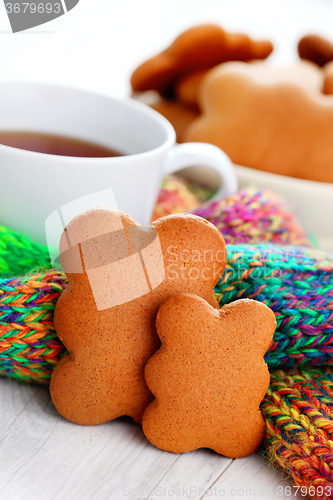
[234,165,333,251]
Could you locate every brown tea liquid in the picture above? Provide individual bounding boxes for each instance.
[0,131,123,158]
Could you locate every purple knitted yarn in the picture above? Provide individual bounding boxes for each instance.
[192,188,311,246]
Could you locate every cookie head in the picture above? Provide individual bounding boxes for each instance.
[184,62,333,183]
[298,34,333,67]
[143,293,276,458]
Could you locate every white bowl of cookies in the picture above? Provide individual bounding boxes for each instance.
[131,25,333,250]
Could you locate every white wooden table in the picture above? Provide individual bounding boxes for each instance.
[1,0,332,497]
[0,379,301,500]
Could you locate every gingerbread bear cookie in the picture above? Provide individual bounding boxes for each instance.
[131,24,273,96]
[204,60,322,90]
[298,34,333,67]
[152,60,322,143]
[174,60,322,107]
[50,209,226,425]
[142,294,276,458]
[184,62,333,183]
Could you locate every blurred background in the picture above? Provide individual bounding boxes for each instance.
[1,0,333,98]
[1,0,333,248]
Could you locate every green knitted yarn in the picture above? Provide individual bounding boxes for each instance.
[0,225,50,276]
[0,271,67,383]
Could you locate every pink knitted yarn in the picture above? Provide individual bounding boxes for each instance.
[152,175,214,221]
[192,187,311,246]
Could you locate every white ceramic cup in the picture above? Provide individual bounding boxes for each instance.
[0,82,237,245]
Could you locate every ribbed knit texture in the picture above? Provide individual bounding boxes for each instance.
[262,367,333,498]
[0,272,66,383]
[193,188,312,246]
[0,224,50,277]
[1,245,333,383]
[216,245,333,368]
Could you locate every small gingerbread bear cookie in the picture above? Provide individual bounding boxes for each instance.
[142,293,276,458]
[50,209,226,426]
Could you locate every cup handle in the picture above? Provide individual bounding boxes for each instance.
[163,142,238,200]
